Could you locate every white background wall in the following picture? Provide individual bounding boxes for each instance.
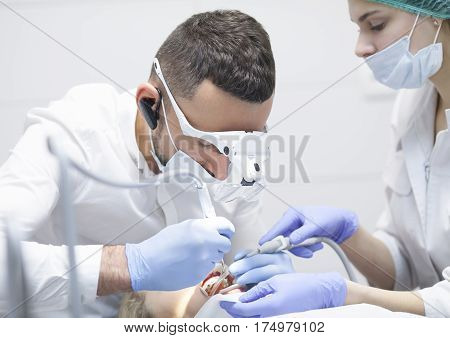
[0,0,398,279]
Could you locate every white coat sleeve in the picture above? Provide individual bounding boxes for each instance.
[418,267,450,318]
[0,119,102,315]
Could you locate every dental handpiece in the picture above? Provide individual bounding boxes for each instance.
[218,236,326,294]
[240,235,358,283]
[244,235,322,258]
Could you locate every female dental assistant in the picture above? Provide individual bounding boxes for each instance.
[221,0,450,318]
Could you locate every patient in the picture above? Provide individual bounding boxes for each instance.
[118,264,243,318]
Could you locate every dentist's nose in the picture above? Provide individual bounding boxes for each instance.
[208,154,229,181]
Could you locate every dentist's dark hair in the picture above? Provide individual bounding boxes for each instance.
[151,10,275,103]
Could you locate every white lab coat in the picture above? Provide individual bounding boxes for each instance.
[373,82,450,317]
[0,84,265,317]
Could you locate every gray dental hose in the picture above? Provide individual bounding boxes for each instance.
[48,139,82,317]
[315,237,358,282]
[247,236,358,282]
[4,218,29,318]
[46,136,213,317]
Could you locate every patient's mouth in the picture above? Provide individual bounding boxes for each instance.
[200,269,235,297]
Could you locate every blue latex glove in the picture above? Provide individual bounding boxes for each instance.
[125,217,235,291]
[260,206,359,258]
[228,250,294,285]
[220,272,347,318]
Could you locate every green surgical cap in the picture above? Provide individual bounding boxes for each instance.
[368,0,450,19]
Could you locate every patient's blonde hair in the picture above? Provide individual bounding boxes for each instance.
[118,292,152,318]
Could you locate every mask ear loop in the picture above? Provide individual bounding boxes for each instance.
[433,20,443,44]
[161,97,179,152]
[148,127,164,170]
[147,97,179,170]
[147,92,169,170]
[408,13,421,39]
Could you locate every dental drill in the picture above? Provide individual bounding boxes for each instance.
[245,235,358,282]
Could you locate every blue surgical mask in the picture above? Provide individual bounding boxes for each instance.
[366,15,444,90]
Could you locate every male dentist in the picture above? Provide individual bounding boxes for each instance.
[0,10,291,317]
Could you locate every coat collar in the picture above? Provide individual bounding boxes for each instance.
[393,82,438,226]
[391,81,438,140]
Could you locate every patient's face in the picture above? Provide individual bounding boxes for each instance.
[141,268,242,318]
[142,285,207,318]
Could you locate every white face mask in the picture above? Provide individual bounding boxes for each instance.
[150,58,269,203]
[366,15,444,90]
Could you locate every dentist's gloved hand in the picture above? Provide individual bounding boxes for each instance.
[220,272,347,318]
[228,250,294,285]
[260,206,359,258]
[126,217,235,291]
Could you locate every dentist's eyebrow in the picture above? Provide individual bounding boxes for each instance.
[359,10,380,23]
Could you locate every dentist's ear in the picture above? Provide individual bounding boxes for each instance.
[136,83,162,130]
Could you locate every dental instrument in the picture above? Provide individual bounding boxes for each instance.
[220,235,358,294]
[243,235,357,282]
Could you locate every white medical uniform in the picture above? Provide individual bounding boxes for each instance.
[374,82,450,317]
[0,84,265,317]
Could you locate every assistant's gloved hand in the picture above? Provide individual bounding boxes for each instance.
[228,250,294,285]
[125,217,235,291]
[260,206,359,258]
[220,272,347,318]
